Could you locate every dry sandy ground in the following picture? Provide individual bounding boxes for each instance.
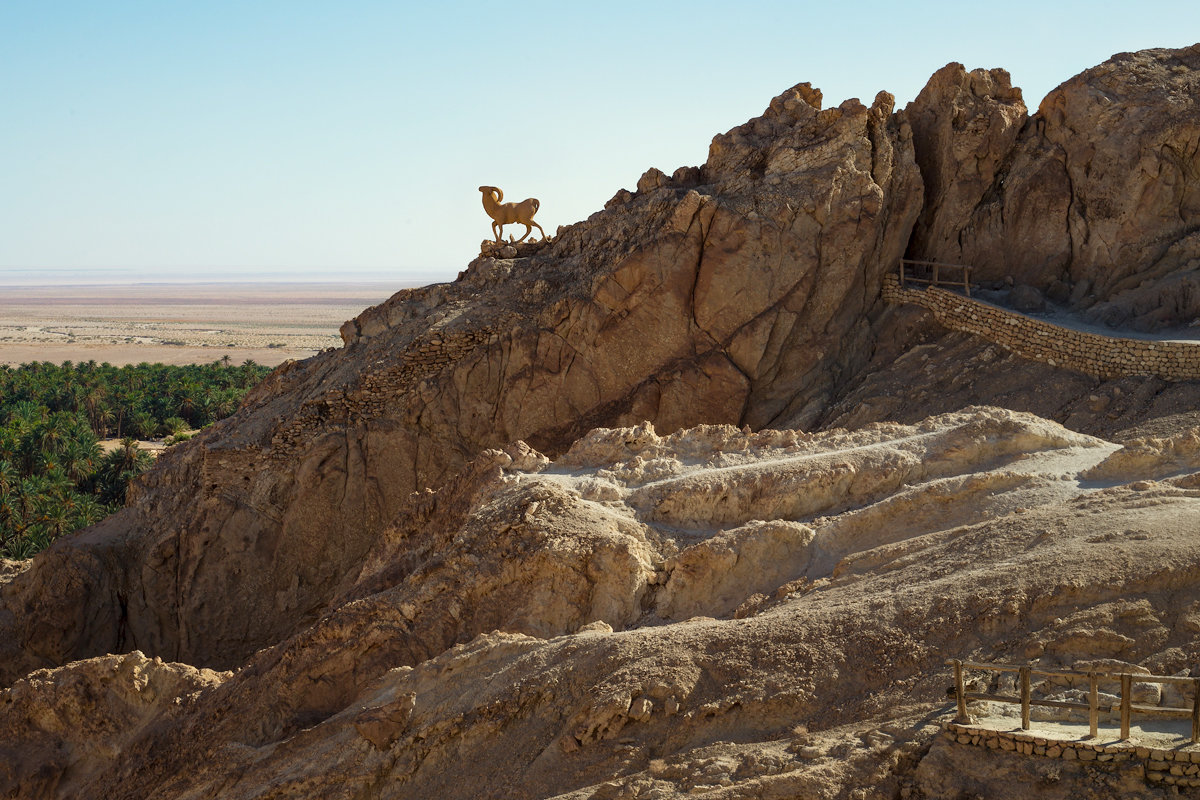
[0,281,405,366]
[97,437,176,455]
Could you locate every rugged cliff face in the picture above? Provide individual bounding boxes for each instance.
[906,63,1028,265]
[3,42,1200,800]
[909,45,1200,330]
[0,82,923,679]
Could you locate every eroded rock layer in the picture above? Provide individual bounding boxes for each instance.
[5,408,1200,799]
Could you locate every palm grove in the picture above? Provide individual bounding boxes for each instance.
[0,359,270,559]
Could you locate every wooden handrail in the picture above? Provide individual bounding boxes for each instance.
[958,660,1200,683]
[898,259,973,297]
[901,258,973,269]
[947,658,1200,742]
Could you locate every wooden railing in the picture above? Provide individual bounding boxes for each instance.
[950,659,1200,742]
[898,259,972,296]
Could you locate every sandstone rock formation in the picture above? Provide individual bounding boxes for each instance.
[5,408,1200,799]
[0,652,227,798]
[909,45,1200,330]
[4,43,1200,800]
[906,63,1027,263]
[0,79,923,679]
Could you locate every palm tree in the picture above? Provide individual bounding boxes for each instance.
[83,386,108,432]
[8,400,44,427]
[196,392,217,427]
[162,417,189,438]
[61,438,100,487]
[16,432,45,476]
[16,474,51,521]
[113,437,143,473]
[70,494,109,530]
[0,460,17,496]
[38,412,74,456]
[130,410,156,440]
[215,390,239,419]
[94,407,115,439]
[177,384,200,426]
[97,439,151,506]
[34,493,73,541]
[4,526,50,560]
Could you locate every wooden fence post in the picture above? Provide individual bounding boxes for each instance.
[1192,678,1200,744]
[953,659,968,721]
[933,263,940,287]
[1088,673,1098,739]
[1019,666,1031,730]
[899,261,906,289]
[963,267,971,297]
[1120,674,1132,739]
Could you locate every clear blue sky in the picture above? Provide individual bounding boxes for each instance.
[2,1,1197,283]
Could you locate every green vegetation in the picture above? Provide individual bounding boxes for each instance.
[1,359,271,559]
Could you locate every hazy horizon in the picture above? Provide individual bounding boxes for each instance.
[0,266,454,287]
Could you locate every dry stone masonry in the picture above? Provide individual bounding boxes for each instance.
[945,721,1200,788]
[883,274,1200,381]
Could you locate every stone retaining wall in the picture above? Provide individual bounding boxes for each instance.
[945,721,1200,788]
[882,274,1200,381]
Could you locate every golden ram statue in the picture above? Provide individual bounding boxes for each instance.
[479,185,546,243]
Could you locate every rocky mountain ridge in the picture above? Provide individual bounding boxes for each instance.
[1,74,925,678]
[2,43,1200,799]
[907,45,1200,330]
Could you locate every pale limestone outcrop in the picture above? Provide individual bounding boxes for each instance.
[4,408,1200,798]
[1081,428,1200,481]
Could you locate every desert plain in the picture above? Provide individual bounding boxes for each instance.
[0,280,402,367]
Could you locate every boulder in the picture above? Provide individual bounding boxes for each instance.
[1009,284,1046,313]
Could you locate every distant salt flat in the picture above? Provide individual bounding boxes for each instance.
[0,280,417,366]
